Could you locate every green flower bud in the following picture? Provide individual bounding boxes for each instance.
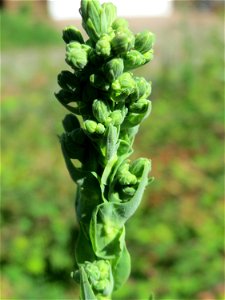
[135,31,155,54]
[66,42,91,70]
[117,162,137,185]
[129,99,150,114]
[96,260,110,279]
[143,49,154,63]
[104,58,124,82]
[122,186,136,196]
[123,50,146,70]
[123,101,151,128]
[84,120,105,135]
[96,123,105,134]
[81,260,113,296]
[129,77,151,102]
[57,70,77,91]
[62,26,84,44]
[130,158,151,178]
[80,0,102,41]
[118,171,137,186]
[110,72,136,102]
[101,2,117,29]
[112,18,129,31]
[84,120,97,133]
[110,108,127,126]
[62,114,80,132]
[92,99,111,123]
[95,35,111,57]
[111,30,135,55]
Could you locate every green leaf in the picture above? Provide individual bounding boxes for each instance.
[80,266,97,300]
[90,202,125,259]
[112,243,131,291]
[106,124,118,161]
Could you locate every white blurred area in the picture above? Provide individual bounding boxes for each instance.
[47,0,173,20]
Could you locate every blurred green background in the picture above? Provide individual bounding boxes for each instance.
[1,2,224,299]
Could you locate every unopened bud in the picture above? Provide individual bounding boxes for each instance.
[62,26,84,44]
[92,99,110,123]
[129,99,150,114]
[104,58,124,82]
[110,110,124,126]
[110,72,136,102]
[84,120,97,133]
[112,18,129,31]
[143,49,154,63]
[96,35,111,57]
[66,42,90,70]
[123,50,146,70]
[111,31,135,55]
[96,123,105,134]
[84,120,105,135]
[135,31,155,54]
[130,158,151,178]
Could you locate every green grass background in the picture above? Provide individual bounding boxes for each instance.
[1,6,224,300]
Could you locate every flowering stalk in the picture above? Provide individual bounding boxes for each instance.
[55,0,155,299]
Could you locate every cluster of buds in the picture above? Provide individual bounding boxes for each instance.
[55,0,155,299]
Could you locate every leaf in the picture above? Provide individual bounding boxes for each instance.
[90,202,125,259]
[109,159,151,223]
[76,173,102,223]
[112,243,131,291]
[80,266,97,300]
[106,124,118,161]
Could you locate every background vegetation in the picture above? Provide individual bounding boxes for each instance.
[1,5,224,300]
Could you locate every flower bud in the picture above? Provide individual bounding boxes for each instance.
[80,0,102,41]
[123,100,152,127]
[129,99,150,114]
[81,260,113,296]
[129,77,151,101]
[118,171,137,186]
[95,35,111,57]
[84,120,105,134]
[104,58,124,82]
[123,50,145,70]
[135,31,155,54]
[65,42,90,70]
[62,26,84,44]
[92,99,111,123]
[110,72,136,102]
[111,30,135,55]
[143,49,154,63]
[130,158,151,178]
[117,162,137,185]
[96,123,105,134]
[122,186,136,196]
[112,18,129,31]
[84,120,97,133]
[101,2,117,29]
[110,109,126,126]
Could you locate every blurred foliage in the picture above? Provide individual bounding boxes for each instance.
[1,8,224,300]
[1,6,61,50]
